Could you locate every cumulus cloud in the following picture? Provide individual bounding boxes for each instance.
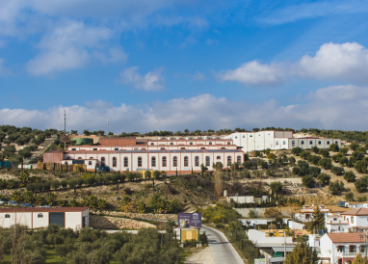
[118,66,165,91]
[2,85,368,132]
[218,42,368,86]
[26,21,127,75]
[217,60,287,86]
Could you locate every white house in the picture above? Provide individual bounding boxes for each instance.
[325,213,349,233]
[247,229,293,244]
[320,232,366,264]
[224,131,341,153]
[344,202,368,209]
[341,208,368,228]
[0,207,89,230]
[295,204,332,222]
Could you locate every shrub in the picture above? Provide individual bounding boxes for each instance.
[355,161,367,173]
[357,196,367,202]
[332,153,344,162]
[309,166,321,177]
[319,149,330,158]
[355,177,368,192]
[344,171,356,182]
[331,166,344,176]
[307,155,321,165]
[311,146,319,154]
[339,147,349,155]
[291,147,303,156]
[329,143,339,152]
[215,223,225,229]
[317,173,331,186]
[318,158,332,170]
[288,156,296,164]
[124,187,132,195]
[329,180,344,195]
[270,182,283,193]
[345,192,355,202]
[350,142,360,151]
[242,161,253,169]
[352,151,364,160]
[300,151,310,160]
[267,153,276,159]
[302,175,315,188]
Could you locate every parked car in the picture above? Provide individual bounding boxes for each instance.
[0,200,5,205]
[8,200,18,206]
[21,203,33,207]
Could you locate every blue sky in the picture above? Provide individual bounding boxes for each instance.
[1,0,368,133]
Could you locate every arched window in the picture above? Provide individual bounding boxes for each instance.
[301,141,304,145]
[209,142,212,145]
[138,157,142,167]
[327,141,330,145]
[237,156,241,165]
[5,214,10,218]
[101,157,105,166]
[283,141,286,145]
[90,157,93,159]
[206,156,210,166]
[88,161,92,165]
[151,142,154,145]
[195,156,199,166]
[242,135,245,138]
[227,156,232,165]
[349,245,356,253]
[235,136,238,139]
[37,213,43,218]
[292,140,295,146]
[310,141,313,145]
[190,142,193,145]
[184,156,189,167]
[151,157,156,167]
[173,157,177,167]
[124,157,128,167]
[318,141,321,145]
[276,141,279,145]
[335,141,338,144]
[217,156,221,160]
[170,142,173,145]
[78,157,82,159]
[162,156,167,167]
[112,157,117,167]
[227,142,230,145]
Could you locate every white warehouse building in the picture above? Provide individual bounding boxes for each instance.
[224,131,341,153]
[0,207,89,230]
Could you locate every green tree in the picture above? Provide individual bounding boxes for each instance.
[344,171,356,182]
[284,240,318,264]
[47,192,57,206]
[331,166,344,176]
[302,175,315,188]
[153,170,160,179]
[329,143,339,152]
[311,146,319,154]
[318,158,332,170]
[270,182,283,193]
[200,164,208,176]
[355,161,367,173]
[345,192,355,201]
[339,147,349,155]
[356,177,368,192]
[319,149,330,158]
[329,180,344,195]
[352,254,368,264]
[18,170,30,187]
[350,142,360,151]
[309,205,325,233]
[291,147,303,156]
[317,173,331,186]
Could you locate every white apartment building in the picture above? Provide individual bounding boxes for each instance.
[320,233,366,264]
[295,205,334,223]
[0,207,89,230]
[224,131,341,153]
[44,137,244,174]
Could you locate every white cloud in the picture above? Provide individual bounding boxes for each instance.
[294,42,368,82]
[118,66,165,91]
[26,21,127,75]
[218,42,368,86]
[217,60,287,86]
[2,85,368,132]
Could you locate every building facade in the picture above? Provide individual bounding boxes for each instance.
[224,131,341,153]
[0,207,89,230]
[44,137,244,174]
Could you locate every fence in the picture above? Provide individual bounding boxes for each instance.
[37,162,86,172]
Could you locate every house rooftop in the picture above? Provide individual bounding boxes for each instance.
[0,207,88,213]
[341,208,368,216]
[326,233,364,243]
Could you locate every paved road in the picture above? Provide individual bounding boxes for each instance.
[202,225,244,264]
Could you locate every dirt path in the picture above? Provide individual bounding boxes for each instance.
[185,247,217,264]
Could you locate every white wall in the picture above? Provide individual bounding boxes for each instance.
[66,212,82,230]
[288,221,305,230]
[319,235,333,263]
[82,209,89,227]
[33,212,49,229]
[0,213,17,228]
[247,229,293,244]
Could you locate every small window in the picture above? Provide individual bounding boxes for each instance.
[283,141,286,145]
[190,142,193,145]
[237,156,241,165]
[170,142,173,145]
[276,141,279,145]
[101,157,105,165]
[88,161,92,165]
[217,156,221,160]
[235,136,238,139]
[138,157,142,167]
[327,141,330,145]
[333,218,337,221]
[250,135,253,137]
[351,216,354,224]
[209,142,213,145]
[201,147,206,150]
[37,213,43,218]
[206,156,210,166]
[90,157,93,159]
[151,143,154,145]
[65,162,68,164]
[195,156,199,166]
[5,214,10,218]
[112,157,117,167]
[335,141,338,144]
[93,148,97,151]
[181,147,186,150]
[301,140,304,145]
[258,134,261,136]
[318,141,321,145]
[227,156,231,165]
[221,147,226,149]
[71,148,76,151]
[184,156,189,167]
[292,140,295,146]
[78,157,82,159]
[242,135,245,138]
[227,142,230,145]
[152,157,156,167]
[162,156,167,167]
[161,147,166,150]
[124,157,128,167]
[310,141,313,145]
[173,157,177,167]
[115,148,119,151]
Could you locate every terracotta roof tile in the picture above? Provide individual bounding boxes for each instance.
[327,233,364,243]
[341,208,368,216]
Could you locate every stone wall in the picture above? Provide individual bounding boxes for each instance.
[89,215,157,229]
[93,210,177,220]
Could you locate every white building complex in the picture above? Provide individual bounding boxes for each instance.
[0,207,89,230]
[43,130,341,174]
[225,131,341,153]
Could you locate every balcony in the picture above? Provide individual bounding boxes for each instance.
[336,251,362,258]
[327,221,349,225]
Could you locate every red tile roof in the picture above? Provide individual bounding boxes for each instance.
[327,233,364,243]
[341,208,368,216]
[0,207,88,213]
